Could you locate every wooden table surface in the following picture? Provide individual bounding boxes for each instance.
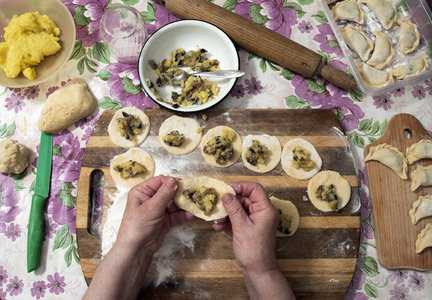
[76,109,360,299]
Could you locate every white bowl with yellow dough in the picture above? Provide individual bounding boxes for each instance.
[307,170,351,212]
[174,176,235,221]
[0,0,76,87]
[242,134,281,173]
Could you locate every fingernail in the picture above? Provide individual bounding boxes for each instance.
[222,193,234,205]
[230,183,241,194]
[166,177,177,188]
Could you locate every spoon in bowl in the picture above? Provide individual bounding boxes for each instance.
[163,69,245,86]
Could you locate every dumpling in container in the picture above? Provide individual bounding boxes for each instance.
[358,62,394,88]
[340,25,374,61]
[406,139,432,164]
[411,165,432,192]
[393,57,429,80]
[360,0,397,30]
[367,31,395,70]
[398,19,421,54]
[415,223,432,253]
[365,143,408,180]
[410,195,432,225]
[331,1,365,24]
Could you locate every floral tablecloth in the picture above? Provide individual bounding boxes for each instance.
[1,0,432,299]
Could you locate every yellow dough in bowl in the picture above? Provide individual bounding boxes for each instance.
[0,11,61,80]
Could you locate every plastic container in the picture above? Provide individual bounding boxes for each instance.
[320,0,432,95]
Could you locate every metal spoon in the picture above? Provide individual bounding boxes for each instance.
[164,69,245,86]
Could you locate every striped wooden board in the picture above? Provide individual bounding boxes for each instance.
[365,113,432,270]
[76,109,360,299]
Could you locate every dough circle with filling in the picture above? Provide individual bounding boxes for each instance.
[158,115,202,155]
[270,196,300,237]
[281,138,322,180]
[110,148,155,189]
[108,107,150,148]
[174,176,235,221]
[242,134,281,173]
[307,170,351,212]
[200,126,242,168]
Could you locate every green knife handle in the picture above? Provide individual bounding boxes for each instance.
[27,195,46,272]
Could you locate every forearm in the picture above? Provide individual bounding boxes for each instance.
[83,243,153,300]
[243,267,296,300]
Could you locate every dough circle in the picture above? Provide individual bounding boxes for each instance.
[242,134,281,173]
[281,138,322,180]
[307,170,351,212]
[270,196,300,237]
[158,115,202,155]
[174,176,235,221]
[110,148,155,189]
[200,126,242,168]
[108,107,150,148]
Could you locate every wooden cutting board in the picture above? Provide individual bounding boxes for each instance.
[76,109,360,299]
[365,113,432,270]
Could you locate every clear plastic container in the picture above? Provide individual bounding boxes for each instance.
[320,0,432,95]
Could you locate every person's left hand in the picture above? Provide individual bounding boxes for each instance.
[115,175,195,256]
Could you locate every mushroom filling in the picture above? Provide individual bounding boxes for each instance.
[245,139,268,166]
[183,186,219,216]
[116,112,143,145]
[277,209,292,235]
[203,130,236,165]
[316,184,338,211]
[162,130,185,147]
[291,145,315,171]
[114,160,147,179]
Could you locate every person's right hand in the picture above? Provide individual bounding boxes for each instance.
[213,181,279,275]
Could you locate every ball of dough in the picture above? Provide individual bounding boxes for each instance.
[0,139,29,174]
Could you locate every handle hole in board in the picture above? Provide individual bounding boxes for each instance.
[88,169,105,236]
[403,129,412,139]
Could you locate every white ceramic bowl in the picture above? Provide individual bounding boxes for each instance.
[0,0,76,88]
[138,20,240,112]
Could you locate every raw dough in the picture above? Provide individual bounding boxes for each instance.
[406,139,432,164]
[281,138,322,180]
[38,78,98,133]
[174,176,235,221]
[360,0,397,30]
[367,31,395,70]
[397,19,421,54]
[415,223,432,253]
[270,196,300,237]
[358,62,394,88]
[108,107,150,148]
[409,195,432,225]
[410,165,432,192]
[340,25,374,62]
[307,171,351,212]
[110,148,155,189]
[158,115,202,155]
[200,126,242,168]
[242,134,281,173]
[331,1,365,24]
[0,139,29,174]
[365,143,408,180]
[393,57,429,80]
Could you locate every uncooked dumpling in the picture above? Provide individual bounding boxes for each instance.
[358,62,394,88]
[393,57,429,80]
[331,1,365,24]
[415,223,432,253]
[411,165,432,192]
[360,0,397,30]
[410,195,432,225]
[367,31,395,70]
[270,196,300,237]
[406,139,432,164]
[0,139,29,174]
[340,25,374,61]
[398,19,421,54]
[365,143,408,180]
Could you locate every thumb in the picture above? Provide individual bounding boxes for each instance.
[222,193,250,228]
[149,177,178,211]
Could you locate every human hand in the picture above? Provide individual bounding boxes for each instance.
[213,181,279,275]
[115,175,195,256]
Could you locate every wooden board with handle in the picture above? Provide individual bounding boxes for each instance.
[77,109,360,299]
[365,113,432,270]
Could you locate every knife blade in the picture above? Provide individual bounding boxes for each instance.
[27,132,53,273]
[158,0,357,91]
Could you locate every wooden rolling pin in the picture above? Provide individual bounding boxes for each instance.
[156,0,357,91]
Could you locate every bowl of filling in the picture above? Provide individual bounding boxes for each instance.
[0,0,76,88]
[138,20,240,112]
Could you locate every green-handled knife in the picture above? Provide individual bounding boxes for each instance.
[27,133,53,273]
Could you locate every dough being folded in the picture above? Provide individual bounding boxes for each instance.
[38,78,98,133]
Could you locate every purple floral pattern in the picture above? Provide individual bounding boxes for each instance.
[4,93,25,113]
[313,24,343,56]
[30,281,46,299]
[408,272,425,292]
[6,276,23,296]
[298,20,313,33]
[373,94,394,111]
[0,267,8,287]
[47,273,66,295]
[0,175,22,223]
[4,223,21,242]
[412,85,426,99]
[44,218,58,240]
[389,284,410,300]
[23,86,40,99]
[389,270,409,284]
[245,76,263,95]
